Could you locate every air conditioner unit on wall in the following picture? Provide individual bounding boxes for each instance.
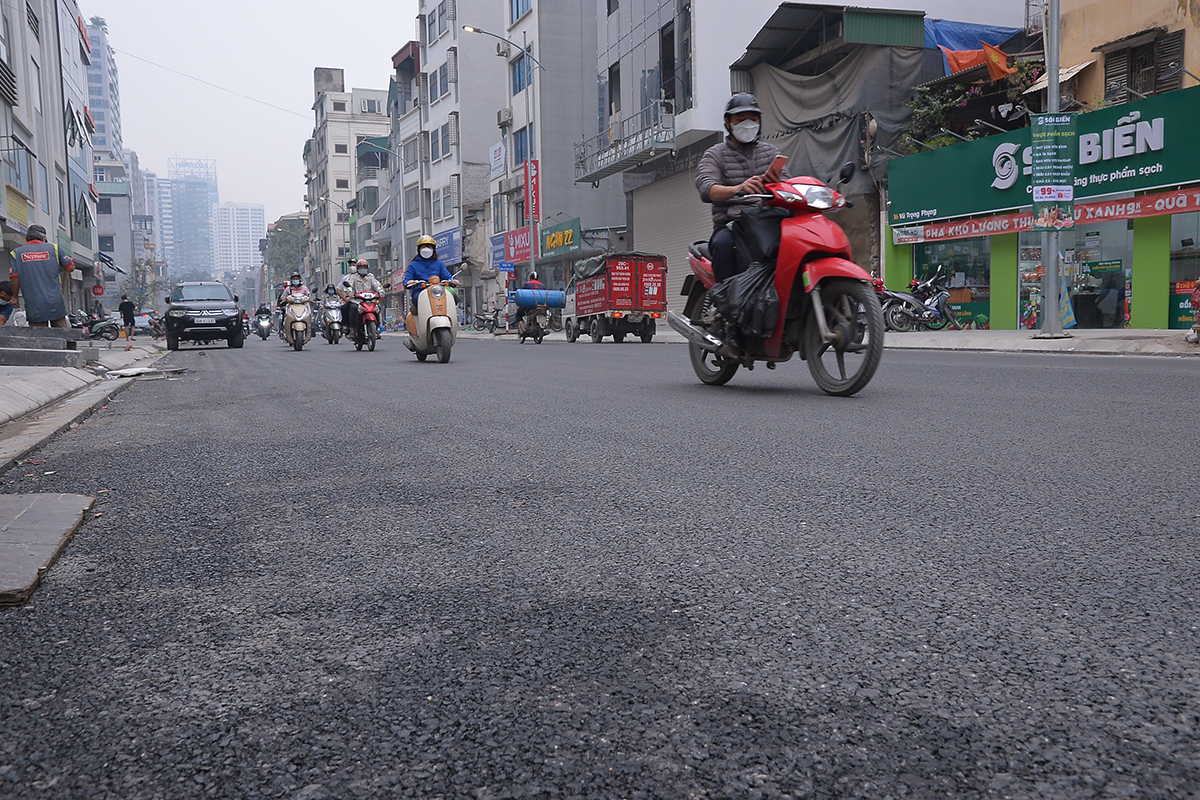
[496,41,511,58]
[497,107,513,128]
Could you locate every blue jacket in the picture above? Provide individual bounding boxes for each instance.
[403,256,453,304]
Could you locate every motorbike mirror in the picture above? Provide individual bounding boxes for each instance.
[233,294,239,302]
[164,296,171,305]
[837,162,856,186]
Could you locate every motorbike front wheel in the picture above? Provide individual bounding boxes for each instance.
[803,279,884,397]
[292,329,305,351]
[365,320,377,352]
[433,328,452,363]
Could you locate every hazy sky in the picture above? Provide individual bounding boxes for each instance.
[89,0,420,223]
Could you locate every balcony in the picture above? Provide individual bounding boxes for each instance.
[575,101,675,184]
[356,166,379,184]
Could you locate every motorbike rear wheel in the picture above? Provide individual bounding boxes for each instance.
[803,279,884,397]
[365,320,377,352]
[689,343,739,386]
[884,303,914,333]
[102,326,120,341]
[434,328,452,363]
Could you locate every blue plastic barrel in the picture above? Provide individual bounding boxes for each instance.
[508,288,566,309]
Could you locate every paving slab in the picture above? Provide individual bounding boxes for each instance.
[0,493,94,605]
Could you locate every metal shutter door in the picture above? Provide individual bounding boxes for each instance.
[631,171,713,315]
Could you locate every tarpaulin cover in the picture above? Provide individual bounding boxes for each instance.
[571,252,665,282]
[751,46,941,191]
[924,19,1021,74]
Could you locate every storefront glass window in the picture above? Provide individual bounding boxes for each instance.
[1019,220,1134,329]
[1169,211,1200,329]
[914,237,989,328]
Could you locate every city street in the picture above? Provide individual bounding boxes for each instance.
[1,337,1197,799]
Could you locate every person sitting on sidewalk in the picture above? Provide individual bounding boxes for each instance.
[0,280,13,326]
[8,224,74,328]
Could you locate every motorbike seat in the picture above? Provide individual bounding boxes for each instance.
[688,240,712,260]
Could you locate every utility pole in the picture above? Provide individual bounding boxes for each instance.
[1038,0,1069,338]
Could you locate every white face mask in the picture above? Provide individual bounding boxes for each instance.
[419,247,434,259]
[732,120,760,144]
[357,268,368,276]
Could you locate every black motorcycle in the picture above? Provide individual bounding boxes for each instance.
[881,265,962,332]
[69,310,121,341]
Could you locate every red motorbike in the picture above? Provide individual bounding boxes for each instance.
[667,163,884,396]
[352,291,381,352]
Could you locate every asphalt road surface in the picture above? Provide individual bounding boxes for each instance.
[2,334,1197,800]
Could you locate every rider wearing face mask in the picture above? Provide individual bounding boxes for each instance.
[403,235,457,310]
[695,93,787,284]
[341,259,384,335]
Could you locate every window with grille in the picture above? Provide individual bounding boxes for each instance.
[432,188,443,220]
[448,112,460,146]
[336,178,349,189]
[334,143,348,154]
[1102,29,1185,103]
[333,100,346,112]
[402,138,419,172]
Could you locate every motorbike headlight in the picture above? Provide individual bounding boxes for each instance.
[790,184,836,210]
[168,309,187,317]
[429,286,445,299]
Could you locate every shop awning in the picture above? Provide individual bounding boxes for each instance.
[1023,60,1095,94]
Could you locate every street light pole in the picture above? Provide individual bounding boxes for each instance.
[463,24,545,285]
[1039,0,1065,337]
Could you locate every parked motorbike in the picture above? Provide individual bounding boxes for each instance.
[471,309,500,333]
[70,310,121,341]
[348,291,382,352]
[281,291,313,351]
[253,312,272,340]
[146,311,166,339]
[322,298,344,344]
[882,265,962,332]
[403,277,458,363]
[667,163,884,397]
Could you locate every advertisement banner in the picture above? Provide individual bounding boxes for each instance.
[489,142,506,179]
[1031,112,1076,230]
[525,159,540,221]
[505,226,531,262]
[893,185,1200,244]
[489,233,506,269]
[433,227,462,265]
[541,217,582,258]
[889,85,1200,225]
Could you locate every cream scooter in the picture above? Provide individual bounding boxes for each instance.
[402,276,459,363]
[282,291,313,351]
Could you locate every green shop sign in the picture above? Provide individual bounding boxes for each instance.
[541,217,582,258]
[889,85,1200,225]
[1084,259,1122,273]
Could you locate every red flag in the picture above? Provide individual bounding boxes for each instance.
[982,42,1017,81]
[938,45,986,75]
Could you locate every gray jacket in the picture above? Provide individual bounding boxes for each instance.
[695,137,783,230]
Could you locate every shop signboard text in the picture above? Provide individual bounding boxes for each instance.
[1031,113,1076,230]
[542,217,582,258]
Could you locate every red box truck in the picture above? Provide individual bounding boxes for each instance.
[564,253,667,343]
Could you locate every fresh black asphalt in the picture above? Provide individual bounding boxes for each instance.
[2,335,1197,799]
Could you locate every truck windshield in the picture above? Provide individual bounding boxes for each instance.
[173,285,232,302]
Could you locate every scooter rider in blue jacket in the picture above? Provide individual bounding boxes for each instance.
[403,234,458,310]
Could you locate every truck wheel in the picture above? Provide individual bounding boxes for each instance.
[640,329,654,343]
[590,319,603,344]
[565,319,577,343]
[166,333,179,351]
[612,332,626,343]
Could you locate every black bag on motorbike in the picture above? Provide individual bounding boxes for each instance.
[709,259,779,340]
[730,205,790,273]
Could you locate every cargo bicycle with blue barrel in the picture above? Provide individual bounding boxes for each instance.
[509,278,566,345]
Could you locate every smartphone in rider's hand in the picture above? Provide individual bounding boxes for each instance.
[763,154,788,182]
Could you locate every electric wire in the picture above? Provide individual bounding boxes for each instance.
[112,48,309,120]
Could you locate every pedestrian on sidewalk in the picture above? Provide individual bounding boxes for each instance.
[8,224,74,328]
[0,280,13,326]
[118,294,136,350]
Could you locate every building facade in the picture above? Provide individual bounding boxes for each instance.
[86,18,121,159]
[303,68,389,289]
[213,202,266,280]
[885,1,1200,331]
[167,158,218,279]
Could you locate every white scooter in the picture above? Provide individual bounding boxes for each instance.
[403,276,459,363]
[322,297,343,344]
[282,292,313,351]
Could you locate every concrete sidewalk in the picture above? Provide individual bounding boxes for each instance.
[456,324,1200,356]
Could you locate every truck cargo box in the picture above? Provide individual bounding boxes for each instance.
[573,253,667,315]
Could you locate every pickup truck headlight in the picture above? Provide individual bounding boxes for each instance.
[168,309,187,318]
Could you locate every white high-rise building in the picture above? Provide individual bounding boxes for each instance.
[213,203,267,278]
[87,19,122,160]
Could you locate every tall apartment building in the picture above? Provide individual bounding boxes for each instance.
[303,68,389,289]
[86,18,121,159]
[168,158,219,278]
[153,174,175,270]
[122,149,146,215]
[213,202,267,279]
[0,0,98,311]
